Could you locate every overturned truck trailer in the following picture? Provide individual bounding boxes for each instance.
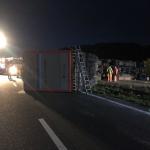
[22,49,72,92]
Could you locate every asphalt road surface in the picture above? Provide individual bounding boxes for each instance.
[0,75,150,150]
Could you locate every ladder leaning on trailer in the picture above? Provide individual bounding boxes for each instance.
[72,46,92,94]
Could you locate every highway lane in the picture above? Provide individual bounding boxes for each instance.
[0,75,150,150]
[32,92,150,150]
[0,76,108,150]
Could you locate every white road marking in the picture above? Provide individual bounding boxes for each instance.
[83,93,150,116]
[38,118,68,150]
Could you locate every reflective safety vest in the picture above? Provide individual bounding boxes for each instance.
[107,66,113,75]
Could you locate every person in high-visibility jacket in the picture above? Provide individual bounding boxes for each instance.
[107,65,113,82]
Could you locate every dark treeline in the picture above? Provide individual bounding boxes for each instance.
[81,43,150,61]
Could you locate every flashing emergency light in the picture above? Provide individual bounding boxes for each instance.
[0,63,5,69]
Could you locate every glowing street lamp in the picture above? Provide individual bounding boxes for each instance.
[0,31,7,49]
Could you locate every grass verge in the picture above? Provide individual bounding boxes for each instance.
[92,82,150,107]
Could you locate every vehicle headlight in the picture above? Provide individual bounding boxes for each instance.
[9,66,18,75]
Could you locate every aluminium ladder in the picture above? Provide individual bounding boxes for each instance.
[73,47,92,94]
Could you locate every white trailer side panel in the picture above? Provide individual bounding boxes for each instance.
[23,50,72,92]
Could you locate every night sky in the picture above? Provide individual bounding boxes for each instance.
[0,0,150,52]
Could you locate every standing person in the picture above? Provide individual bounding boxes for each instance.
[117,66,121,81]
[113,66,119,82]
[107,65,113,82]
[7,62,12,80]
